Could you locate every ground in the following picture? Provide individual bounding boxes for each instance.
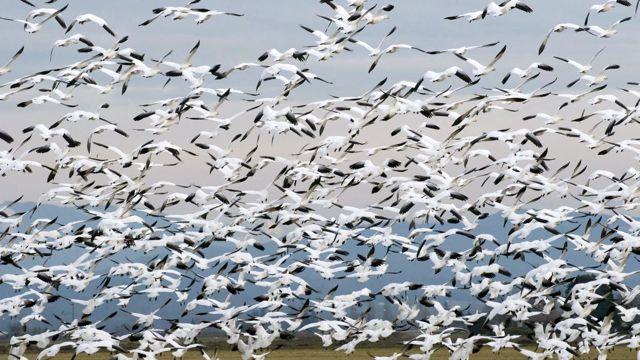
[4,347,640,359]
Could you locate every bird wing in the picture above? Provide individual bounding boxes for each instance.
[377,25,397,48]
[139,13,162,26]
[612,16,632,27]
[463,56,485,71]
[538,30,552,55]
[476,41,500,49]
[487,45,507,67]
[588,47,605,65]
[368,53,384,73]
[185,40,201,64]
[3,46,24,68]
[514,1,534,12]
[554,56,584,71]
[40,4,68,25]
[350,39,376,53]
[0,17,27,25]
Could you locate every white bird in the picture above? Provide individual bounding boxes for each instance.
[51,33,94,60]
[522,112,563,124]
[22,123,81,148]
[258,48,305,62]
[553,47,606,74]
[0,4,68,33]
[377,44,428,71]
[456,45,507,76]
[423,66,473,83]
[485,0,534,17]
[567,64,619,88]
[349,28,427,72]
[578,14,632,38]
[444,10,485,22]
[66,14,116,37]
[426,42,499,55]
[538,22,583,54]
[191,9,243,24]
[590,0,632,13]
[17,95,77,108]
[502,62,553,84]
[26,7,67,28]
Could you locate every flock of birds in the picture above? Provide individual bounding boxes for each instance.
[1,0,640,359]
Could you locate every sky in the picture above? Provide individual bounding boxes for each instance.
[1,0,640,338]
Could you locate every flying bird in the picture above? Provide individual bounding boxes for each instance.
[66,13,117,36]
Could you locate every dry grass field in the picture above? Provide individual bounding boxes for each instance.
[1,334,637,360]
